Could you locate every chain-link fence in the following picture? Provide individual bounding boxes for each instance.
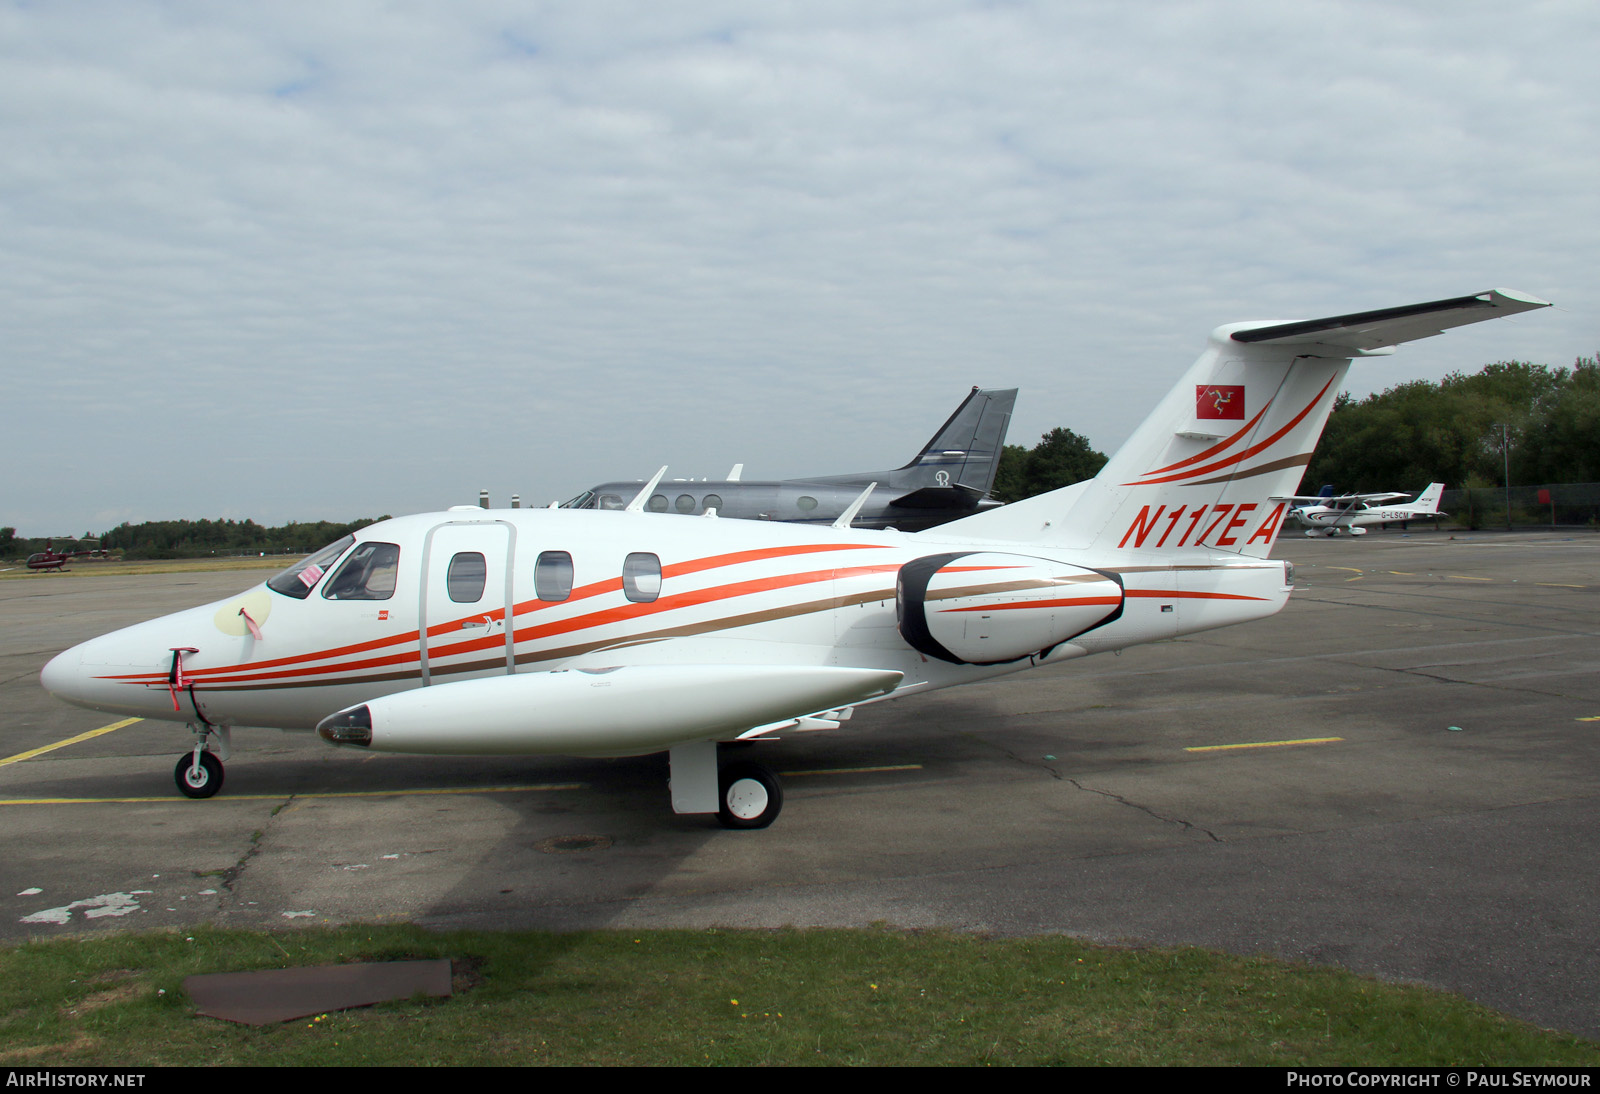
[1440,483,1600,530]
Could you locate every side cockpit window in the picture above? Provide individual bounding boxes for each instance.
[322,542,401,601]
[266,535,355,599]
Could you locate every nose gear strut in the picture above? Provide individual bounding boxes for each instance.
[168,647,230,799]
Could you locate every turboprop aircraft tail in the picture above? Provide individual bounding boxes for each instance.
[935,289,1549,557]
[899,386,1017,494]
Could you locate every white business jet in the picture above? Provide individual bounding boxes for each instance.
[1280,483,1446,536]
[40,289,1548,828]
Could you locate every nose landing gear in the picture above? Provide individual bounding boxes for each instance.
[174,723,230,799]
[176,750,223,798]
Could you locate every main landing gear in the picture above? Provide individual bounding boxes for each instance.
[717,760,784,830]
[669,741,785,829]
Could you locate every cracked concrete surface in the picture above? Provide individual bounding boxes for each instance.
[3,533,1599,1039]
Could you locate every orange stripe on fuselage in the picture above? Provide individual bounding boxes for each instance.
[99,542,897,689]
[1125,589,1266,601]
[507,563,904,649]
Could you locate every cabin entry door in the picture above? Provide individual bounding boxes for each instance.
[421,521,515,685]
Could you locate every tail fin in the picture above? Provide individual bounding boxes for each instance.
[934,289,1549,557]
[1411,483,1445,513]
[900,387,1017,494]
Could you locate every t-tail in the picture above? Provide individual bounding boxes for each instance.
[936,289,1549,556]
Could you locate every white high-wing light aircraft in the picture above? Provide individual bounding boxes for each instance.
[1279,483,1446,536]
[41,289,1548,828]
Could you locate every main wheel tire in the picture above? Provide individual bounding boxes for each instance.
[175,751,224,799]
[717,760,782,829]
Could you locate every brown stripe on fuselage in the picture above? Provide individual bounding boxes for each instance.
[193,586,900,692]
[1176,451,1313,488]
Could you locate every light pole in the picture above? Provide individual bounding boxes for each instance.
[1492,422,1512,530]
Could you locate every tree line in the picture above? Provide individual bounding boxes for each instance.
[993,427,1108,503]
[0,518,386,561]
[994,356,1599,505]
[1305,356,1600,493]
[99,517,388,560]
[6,358,1592,560]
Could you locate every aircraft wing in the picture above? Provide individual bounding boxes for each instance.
[1230,288,1550,353]
[1272,492,1407,504]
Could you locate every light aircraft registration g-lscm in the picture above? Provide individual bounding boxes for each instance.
[41,289,1549,828]
[1279,483,1446,536]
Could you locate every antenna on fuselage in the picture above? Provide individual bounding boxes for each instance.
[832,483,878,529]
[625,467,669,512]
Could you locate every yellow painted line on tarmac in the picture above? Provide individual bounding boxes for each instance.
[0,718,144,767]
[1185,737,1343,753]
[1387,571,1415,576]
[1448,575,1493,581]
[1575,716,1600,723]
[0,783,586,807]
[1327,567,1364,574]
[782,764,923,777]
[1538,583,1587,589]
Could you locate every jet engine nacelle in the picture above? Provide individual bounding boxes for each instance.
[897,552,1124,665]
[316,663,903,757]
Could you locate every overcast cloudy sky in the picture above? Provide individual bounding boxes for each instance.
[4,1,1594,536]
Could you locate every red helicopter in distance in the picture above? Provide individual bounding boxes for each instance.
[26,540,106,571]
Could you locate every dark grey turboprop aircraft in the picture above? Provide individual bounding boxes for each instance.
[560,387,1017,531]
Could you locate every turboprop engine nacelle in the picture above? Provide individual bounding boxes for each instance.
[897,552,1124,665]
[316,663,904,758]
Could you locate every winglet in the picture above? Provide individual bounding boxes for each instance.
[625,467,669,512]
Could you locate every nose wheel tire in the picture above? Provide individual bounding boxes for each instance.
[717,760,782,829]
[175,752,224,799]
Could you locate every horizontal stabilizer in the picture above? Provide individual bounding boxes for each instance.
[890,484,985,510]
[1230,288,1549,353]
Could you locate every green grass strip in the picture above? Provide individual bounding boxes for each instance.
[1,926,1594,1066]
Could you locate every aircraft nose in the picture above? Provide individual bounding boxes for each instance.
[39,629,174,717]
[40,641,122,711]
[39,646,83,701]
